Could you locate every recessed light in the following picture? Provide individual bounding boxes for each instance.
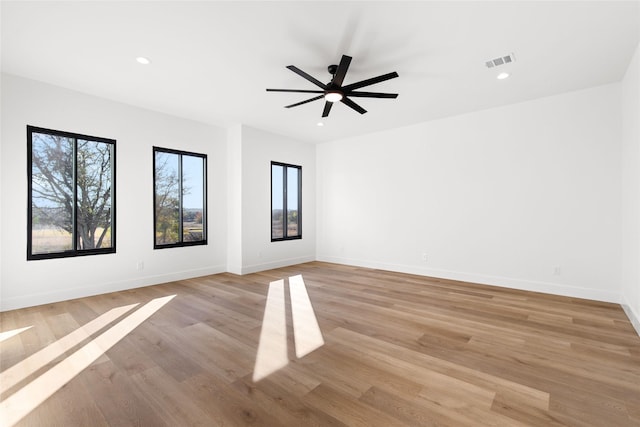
[497,72,510,80]
[317,122,324,127]
[136,56,151,65]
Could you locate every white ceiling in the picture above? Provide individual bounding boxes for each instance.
[2,1,639,144]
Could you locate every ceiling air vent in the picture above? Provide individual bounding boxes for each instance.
[485,53,515,69]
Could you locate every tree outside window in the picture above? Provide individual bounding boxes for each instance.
[28,126,116,260]
[154,147,207,248]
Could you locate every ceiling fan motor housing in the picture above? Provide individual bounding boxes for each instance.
[266,54,399,117]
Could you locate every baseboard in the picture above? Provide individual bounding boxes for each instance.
[621,295,640,337]
[241,255,316,275]
[4,255,631,325]
[0,264,227,312]
[316,255,621,303]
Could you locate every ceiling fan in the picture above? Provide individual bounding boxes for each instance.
[266,54,399,118]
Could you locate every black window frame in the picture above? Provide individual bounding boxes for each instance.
[27,125,117,260]
[271,161,302,242]
[153,146,208,249]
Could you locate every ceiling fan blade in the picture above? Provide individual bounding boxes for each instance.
[285,95,324,108]
[286,65,327,89]
[267,88,324,94]
[332,55,352,87]
[342,72,399,91]
[341,97,367,114]
[322,101,333,117]
[347,91,398,98]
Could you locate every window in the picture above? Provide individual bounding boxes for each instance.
[271,161,301,241]
[28,126,116,260]
[154,147,207,248]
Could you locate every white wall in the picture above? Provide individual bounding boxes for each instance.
[317,84,622,302]
[240,125,315,274]
[621,43,640,334]
[226,124,243,274]
[1,67,633,316]
[0,74,228,310]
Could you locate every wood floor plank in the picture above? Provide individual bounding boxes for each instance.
[326,326,551,412]
[18,374,109,427]
[129,366,215,426]
[1,261,639,426]
[79,360,165,427]
[304,383,410,427]
[230,374,347,427]
[0,311,27,372]
[179,371,286,426]
[359,386,466,427]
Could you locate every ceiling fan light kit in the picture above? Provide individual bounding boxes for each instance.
[324,90,343,103]
[267,54,399,118]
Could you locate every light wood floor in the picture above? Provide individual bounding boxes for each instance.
[1,261,639,426]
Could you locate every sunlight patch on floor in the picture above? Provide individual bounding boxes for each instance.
[0,303,139,394]
[253,275,324,382]
[0,326,33,343]
[289,274,324,358]
[252,279,288,382]
[0,295,175,427]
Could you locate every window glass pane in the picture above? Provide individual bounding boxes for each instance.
[31,132,74,254]
[28,127,116,260]
[182,155,204,242]
[271,164,284,239]
[76,139,113,250]
[287,167,300,237]
[155,152,180,245]
[153,148,207,249]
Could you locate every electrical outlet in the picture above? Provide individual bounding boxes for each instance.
[422,253,428,262]
[137,261,144,271]
[553,266,561,276]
